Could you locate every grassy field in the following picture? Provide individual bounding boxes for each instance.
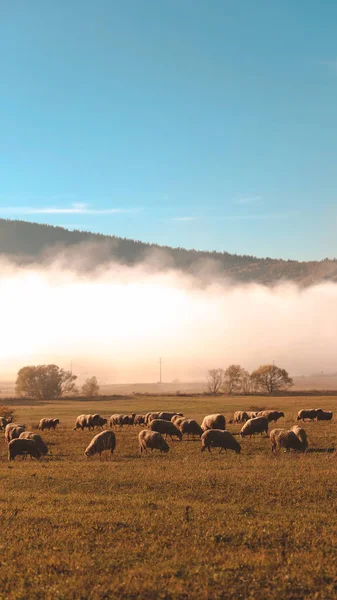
[1,395,337,599]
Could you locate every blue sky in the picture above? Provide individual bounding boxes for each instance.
[1,0,336,260]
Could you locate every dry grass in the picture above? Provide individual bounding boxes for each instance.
[1,395,337,599]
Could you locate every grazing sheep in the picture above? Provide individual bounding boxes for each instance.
[138,430,169,453]
[74,414,90,431]
[297,409,321,422]
[110,414,123,428]
[8,438,41,461]
[270,429,305,453]
[84,430,116,457]
[158,411,183,421]
[246,411,258,419]
[233,411,249,424]
[149,419,182,441]
[316,410,333,421]
[258,410,284,423]
[5,424,25,443]
[146,412,161,424]
[38,418,60,431]
[290,425,308,450]
[173,416,187,429]
[91,414,108,429]
[240,416,268,438]
[201,430,241,454]
[180,419,203,438]
[0,416,12,430]
[133,415,145,426]
[201,414,226,431]
[19,432,48,455]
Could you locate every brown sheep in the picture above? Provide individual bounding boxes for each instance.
[149,419,182,441]
[91,414,108,429]
[201,430,241,454]
[133,415,145,426]
[240,417,268,438]
[20,432,48,455]
[38,418,60,431]
[5,424,25,443]
[158,411,183,421]
[0,416,12,431]
[84,430,116,457]
[233,411,249,424]
[180,419,203,438]
[138,430,169,453]
[73,414,88,431]
[290,425,308,450]
[246,411,258,419]
[259,410,284,423]
[110,414,123,428]
[270,429,305,453]
[8,438,41,461]
[201,414,226,431]
[316,410,333,421]
[297,409,321,422]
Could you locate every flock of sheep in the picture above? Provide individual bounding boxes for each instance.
[0,406,333,460]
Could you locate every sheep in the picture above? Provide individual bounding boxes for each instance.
[172,415,187,426]
[110,414,123,428]
[74,414,90,431]
[290,425,308,450]
[8,438,41,461]
[91,414,108,429]
[201,414,226,431]
[258,410,284,423]
[149,419,182,441]
[297,409,321,422]
[0,416,12,430]
[233,411,249,423]
[19,432,48,455]
[133,415,145,426]
[316,410,333,421]
[180,419,203,438]
[240,416,268,438]
[38,418,60,431]
[201,430,241,454]
[5,424,25,443]
[84,430,116,458]
[270,429,305,453]
[158,411,183,421]
[246,411,258,419]
[138,430,169,453]
[146,412,161,424]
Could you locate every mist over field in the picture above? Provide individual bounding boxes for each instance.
[1,245,336,383]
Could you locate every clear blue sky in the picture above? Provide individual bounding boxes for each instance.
[1,0,336,260]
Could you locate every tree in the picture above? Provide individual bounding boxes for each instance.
[206,368,225,395]
[250,364,293,394]
[16,364,77,399]
[82,376,100,398]
[224,364,246,394]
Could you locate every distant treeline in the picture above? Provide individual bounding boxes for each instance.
[1,218,337,285]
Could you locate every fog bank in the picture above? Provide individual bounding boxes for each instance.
[0,254,336,383]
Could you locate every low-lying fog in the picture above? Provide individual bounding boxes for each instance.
[0,249,336,383]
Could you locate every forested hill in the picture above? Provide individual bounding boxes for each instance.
[1,218,336,286]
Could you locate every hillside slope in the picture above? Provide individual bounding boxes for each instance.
[1,218,336,285]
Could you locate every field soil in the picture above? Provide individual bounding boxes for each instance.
[1,395,337,599]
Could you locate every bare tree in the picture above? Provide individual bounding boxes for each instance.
[250,364,293,394]
[82,376,100,398]
[206,369,225,395]
[224,364,246,394]
[241,369,253,395]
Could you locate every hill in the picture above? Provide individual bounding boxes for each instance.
[1,218,336,285]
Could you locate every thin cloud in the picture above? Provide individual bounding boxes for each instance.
[220,210,299,221]
[171,217,197,222]
[235,195,263,206]
[318,60,337,72]
[0,203,141,215]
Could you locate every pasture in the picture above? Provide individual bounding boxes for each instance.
[1,395,337,599]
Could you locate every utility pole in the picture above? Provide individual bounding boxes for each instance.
[159,357,162,384]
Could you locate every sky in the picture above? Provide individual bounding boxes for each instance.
[1,0,337,260]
